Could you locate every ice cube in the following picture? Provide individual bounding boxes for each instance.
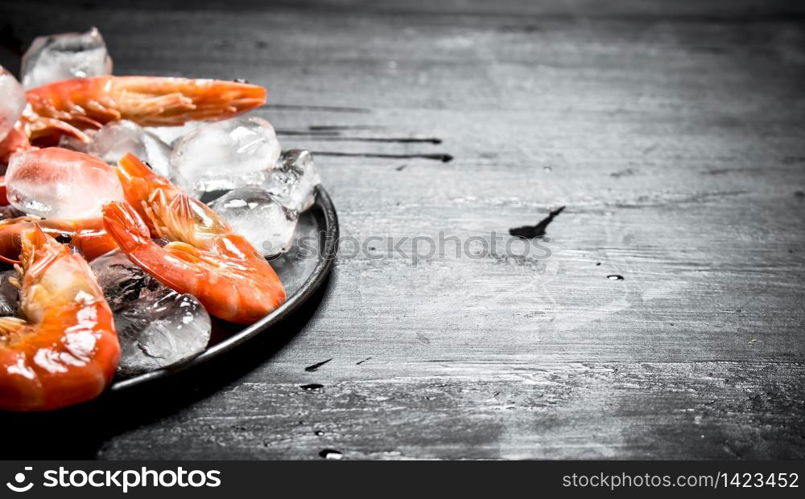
[143,131,173,177]
[72,120,172,176]
[268,215,320,295]
[146,121,207,146]
[170,117,281,197]
[0,270,19,317]
[21,27,112,89]
[263,149,321,214]
[57,131,94,153]
[87,120,147,164]
[0,66,26,141]
[209,186,297,256]
[91,251,211,377]
[5,148,124,219]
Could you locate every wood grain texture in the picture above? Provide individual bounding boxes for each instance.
[0,0,804,459]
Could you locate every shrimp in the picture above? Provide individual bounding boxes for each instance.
[0,226,119,411]
[101,153,285,324]
[21,76,267,145]
[0,216,116,264]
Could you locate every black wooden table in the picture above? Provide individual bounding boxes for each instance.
[1,0,804,459]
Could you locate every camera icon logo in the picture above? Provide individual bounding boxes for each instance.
[5,467,33,493]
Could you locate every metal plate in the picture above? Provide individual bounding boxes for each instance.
[108,185,338,392]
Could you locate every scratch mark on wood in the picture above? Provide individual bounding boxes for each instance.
[276,129,340,136]
[611,168,637,178]
[297,136,442,144]
[304,358,333,372]
[312,151,453,162]
[612,190,749,208]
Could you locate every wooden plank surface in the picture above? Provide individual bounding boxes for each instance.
[1,0,804,459]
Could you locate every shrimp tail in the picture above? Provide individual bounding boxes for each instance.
[116,153,170,221]
[102,201,202,293]
[101,200,153,252]
[118,152,158,183]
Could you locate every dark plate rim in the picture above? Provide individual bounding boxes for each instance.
[108,185,338,392]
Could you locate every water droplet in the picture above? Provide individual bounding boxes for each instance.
[314,430,324,436]
[319,449,343,460]
[300,383,324,391]
[606,274,624,281]
[543,165,552,172]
